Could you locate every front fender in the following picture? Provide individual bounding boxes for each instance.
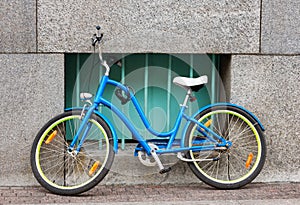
[65,107,118,153]
[181,103,265,147]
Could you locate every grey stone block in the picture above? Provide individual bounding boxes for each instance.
[0,0,36,53]
[38,0,260,53]
[0,54,64,186]
[230,55,300,182]
[261,0,300,54]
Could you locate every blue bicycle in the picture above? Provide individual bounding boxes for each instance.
[31,26,266,195]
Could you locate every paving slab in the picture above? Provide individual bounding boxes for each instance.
[0,183,299,204]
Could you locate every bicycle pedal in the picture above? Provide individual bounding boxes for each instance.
[159,167,171,174]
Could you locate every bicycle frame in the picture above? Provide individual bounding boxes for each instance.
[68,74,230,156]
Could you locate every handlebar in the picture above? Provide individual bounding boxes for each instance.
[91,26,110,76]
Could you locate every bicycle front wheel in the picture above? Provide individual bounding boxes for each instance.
[184,105,266,189]
[31,110,114,195]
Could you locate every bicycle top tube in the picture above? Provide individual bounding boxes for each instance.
[90,74,183,154]
[94,75,188,139]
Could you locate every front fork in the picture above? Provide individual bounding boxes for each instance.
[68,103,95,155]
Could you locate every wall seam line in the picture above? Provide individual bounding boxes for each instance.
[259,0,263,53]
[36,0,38,53]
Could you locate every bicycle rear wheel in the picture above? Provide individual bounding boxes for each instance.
[31,110,114,195]
[185,105,266,189]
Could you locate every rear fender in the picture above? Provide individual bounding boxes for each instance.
[181,103,265,147]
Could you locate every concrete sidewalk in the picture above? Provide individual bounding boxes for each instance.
[1,182,299,205]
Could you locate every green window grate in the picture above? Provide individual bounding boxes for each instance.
[65,53,221,149]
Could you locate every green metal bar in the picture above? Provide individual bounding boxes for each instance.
[189,54,194,116]
[99,55,103,113]
[210,55,218,132]
[76,54,80,107]
[144,54,149,138]
[121,55,125,150]
[189,54,194,78]
[211,55,216,104]
[216,55,220,102]
[167,54,172,130]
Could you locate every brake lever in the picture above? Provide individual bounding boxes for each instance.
[91,34,98,46]
[92,25,103,46]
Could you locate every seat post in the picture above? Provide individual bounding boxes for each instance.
[181,89,192,108]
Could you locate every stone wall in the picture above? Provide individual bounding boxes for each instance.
[231,55,300,182]
[0,0,299,186]
[0,54,64,185]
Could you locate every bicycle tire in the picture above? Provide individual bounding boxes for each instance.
[184,105,266,189]
[30,110,114,195]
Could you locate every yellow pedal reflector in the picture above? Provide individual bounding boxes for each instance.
[45,130,57,144]
[245,152,254,169]
[89,161,100,176]
[201,119,213,131]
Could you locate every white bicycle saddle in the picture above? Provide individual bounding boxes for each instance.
[173,75,208,91]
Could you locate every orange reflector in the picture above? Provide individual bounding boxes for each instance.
[245,152,254,169]
[45,130,57,144]
[201,119,213,131]
[89,161,100,176]
[204,119,212,127]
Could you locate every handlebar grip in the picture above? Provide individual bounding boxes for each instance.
[91,33,103,47]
